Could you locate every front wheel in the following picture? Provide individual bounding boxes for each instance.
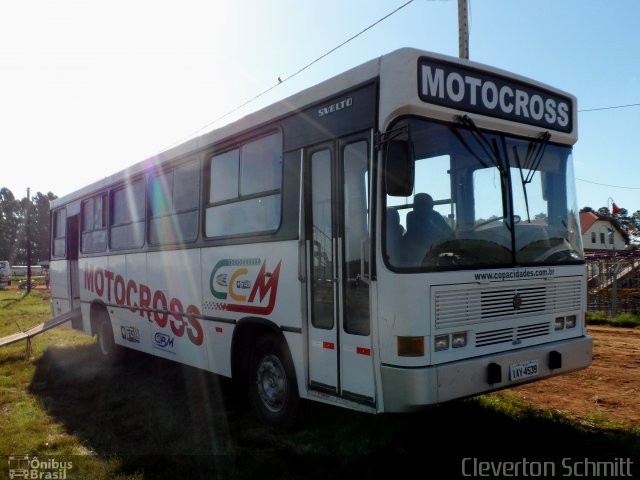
[249,334,299,429]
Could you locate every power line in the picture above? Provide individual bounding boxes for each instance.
[576,177,640,190]
[578,102,640,113]
[162,0,636,153]
[169,0,415,149]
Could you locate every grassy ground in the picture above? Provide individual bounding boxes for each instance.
[587,310,640,328]
[1,289,639,479]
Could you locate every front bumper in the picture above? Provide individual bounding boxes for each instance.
[380,335,592,412]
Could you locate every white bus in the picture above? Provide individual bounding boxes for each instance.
[11,265,43,276]
[0,261,12,287]
[50,48,592,426]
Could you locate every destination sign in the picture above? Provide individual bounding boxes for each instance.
[418,57,573,133]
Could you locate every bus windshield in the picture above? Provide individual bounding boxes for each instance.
[385,118,583,270]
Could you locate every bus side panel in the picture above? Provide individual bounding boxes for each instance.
[283,330,305,397]
[376,265,433,368]
[78,256,109,335]
[204,322,234,377]
[147,249,209,370]
[200,240,302,376]
[51,259,72,317]
[79,254,153,351]
[109,254,153,354]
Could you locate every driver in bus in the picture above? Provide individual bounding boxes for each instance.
[400,193,452,266]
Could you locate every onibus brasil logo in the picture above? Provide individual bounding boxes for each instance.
[8,455,73,479]
[207,258,282,315]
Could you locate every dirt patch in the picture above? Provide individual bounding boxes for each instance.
[511,326,640,427]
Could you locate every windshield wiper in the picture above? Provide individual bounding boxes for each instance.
[512,131,551,223]
[455,115,505,174]
[521,131,551,184]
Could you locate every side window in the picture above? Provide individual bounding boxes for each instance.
[149,160,200,245]
[52,209,67,257]
[205,131,282,237]
[310,148,334,330]
[81,193,108,253]
[110,178,145,249]
[210,150,239,203]
[343,141,370,336]
[386,154,454,268]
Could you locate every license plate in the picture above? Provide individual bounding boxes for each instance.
[509,359,539,381]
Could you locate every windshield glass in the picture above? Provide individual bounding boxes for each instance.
[384,118,583,270]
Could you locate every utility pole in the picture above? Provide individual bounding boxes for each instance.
[458,0,469,59]
[607,197,618,318]
[26,187,31,294]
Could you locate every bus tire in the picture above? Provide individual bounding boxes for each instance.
[95,312,122,363]
[249,334,299,429]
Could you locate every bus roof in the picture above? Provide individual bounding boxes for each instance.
[52,47,576,209]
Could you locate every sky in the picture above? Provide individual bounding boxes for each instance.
[1,0,639,214]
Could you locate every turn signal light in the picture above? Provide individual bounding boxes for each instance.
[397,336,425,357]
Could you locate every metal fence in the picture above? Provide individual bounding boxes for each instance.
[586,254,640,315]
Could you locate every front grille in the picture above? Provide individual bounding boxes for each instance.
[474,321,551,348]
[476,327,513,347]
[481,286,546,319]
[517,321,550,339]
[434,279,581,329]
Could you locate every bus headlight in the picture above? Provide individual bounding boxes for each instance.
[452,331,467,348]
[554,317,565,330]
[434,334,449,351]
[565,315,577,328]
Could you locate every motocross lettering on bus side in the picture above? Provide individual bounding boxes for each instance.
[418,57,573,133]
[83,264,204,346]
[206,258,282,315]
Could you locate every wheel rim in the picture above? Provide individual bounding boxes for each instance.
[255,354,287,413]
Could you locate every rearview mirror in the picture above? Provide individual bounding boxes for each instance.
[385,140,414,197]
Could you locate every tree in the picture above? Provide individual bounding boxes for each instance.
[0,187,57,265]
[30,192,57,263]
[0,188,22,262]
[14,191,57,265]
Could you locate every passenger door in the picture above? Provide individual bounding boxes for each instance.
[305,132,376,405]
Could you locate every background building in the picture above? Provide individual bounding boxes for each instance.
[580,211,628,254]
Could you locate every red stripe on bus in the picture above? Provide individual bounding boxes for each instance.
[323,341,335,350]
[356,347,371,356]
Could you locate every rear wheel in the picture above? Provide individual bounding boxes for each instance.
[95,312,122,362]
[249,334,299,429]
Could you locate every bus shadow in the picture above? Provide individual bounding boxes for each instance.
[28,344,640,479]
[28,344,249,477]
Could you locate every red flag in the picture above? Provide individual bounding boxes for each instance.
[612,202,622,215]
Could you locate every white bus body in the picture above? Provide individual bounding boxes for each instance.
[50,48,591,425]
